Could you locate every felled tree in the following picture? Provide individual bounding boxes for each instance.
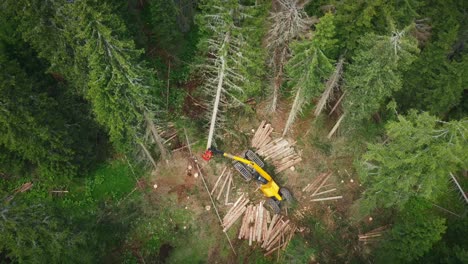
[375,198,447,263]
[266,0,313,112]
[357,111,467,214]
[283,12,336,135]
[196,0,250,149]
[343,24,419,126]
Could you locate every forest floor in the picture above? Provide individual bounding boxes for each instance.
[142,100,377,263]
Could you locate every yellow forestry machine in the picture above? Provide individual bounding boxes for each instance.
[202,147,293,214]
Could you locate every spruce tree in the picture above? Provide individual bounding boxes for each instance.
[283,13,336,135]
[357,111,467,213]
[343,24,419,126]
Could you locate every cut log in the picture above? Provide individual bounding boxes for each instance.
[311,195,343,202]
[275,157,302,173]
[211,167,227,195]
[311,172,332,196]
[256,124,271,149]
[327,113,345,139]
[311,188,337,197]
[328,91,346,116]
[225,173,233,205]
[223,206,247,232]
[217,171,231,200]
[252,121,266,147]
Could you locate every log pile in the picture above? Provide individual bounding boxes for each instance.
[303,172,342,202]
[222,194,250,232]
[358,226,388,243]
[237,202,296,256]
[251,121,302,173]
[211,167,235,205]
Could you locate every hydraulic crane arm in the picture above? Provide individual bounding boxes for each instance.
[203,147,282,201]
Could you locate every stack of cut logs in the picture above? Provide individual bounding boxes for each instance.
[358,226,388,243]
[303,171,342,202]
[211,167,235,205]
[238,201,296,256]
[251,121,302,173]
[222,194,249,232]
[221,196,296,256]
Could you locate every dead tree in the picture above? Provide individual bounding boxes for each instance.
[200,4,248,149]
[314,58,344,117]
[266,0,313,112]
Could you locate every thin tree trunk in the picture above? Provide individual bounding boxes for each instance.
[206,33,229,149]
[315,58,344,117]
[145,112,169,160]
[283,86,304,136]
[327,114,345,139]
[138,142,158,169]
[450,172,468,204]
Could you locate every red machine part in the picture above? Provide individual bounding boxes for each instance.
[202,149,213,161]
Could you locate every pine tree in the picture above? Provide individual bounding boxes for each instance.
[283,12,336,135]
[0,192,88,263]
[3,0,167,160]
[0,50,77,179]
[357,111,467,213]
[343,24,419,126]
[397,0,467,117]
[375,198,447,263]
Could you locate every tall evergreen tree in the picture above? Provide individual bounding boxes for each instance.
[397,0,467,117]
[343,24,419,126]
[357,111,467,213]
[375,198,447,263]
[0,192,89,263]
[283,12,336,135]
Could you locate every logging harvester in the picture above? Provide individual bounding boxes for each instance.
[202,147,293,214]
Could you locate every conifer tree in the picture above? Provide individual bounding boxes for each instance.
[283,13,336,135]
[0,192,88,263]
[196,0,250,149]
[357,111,467,213]
[4,0,168,159]
[375,198,447,263]
[0,50,77,179]
[343,24,419,126]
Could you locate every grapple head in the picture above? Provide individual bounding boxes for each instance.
[202,149,213,161]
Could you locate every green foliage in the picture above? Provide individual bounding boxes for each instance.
[375,198,447,263]
[0,14,105,180]
[149,0,184,51]
[72,0,161,152]
[0,193,89,263]
[357,111,467,213]
[237,1,270,97]
[282,236,317,263]
[334,0,422,53]
[397,0,467,117]
[343,24,419,126]
[284,13,336,134]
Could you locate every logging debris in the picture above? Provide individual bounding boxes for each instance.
[303,172,343,202]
